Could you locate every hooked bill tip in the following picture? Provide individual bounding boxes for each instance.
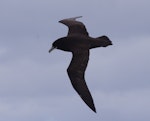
[49,46,56,53]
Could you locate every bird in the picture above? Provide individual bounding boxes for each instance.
[49,16,112,113]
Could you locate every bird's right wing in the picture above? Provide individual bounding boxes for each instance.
[59,16,89,36]
[67,49,96,112]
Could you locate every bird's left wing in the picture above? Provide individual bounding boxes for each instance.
[67,49,96,112]
[59,16,89,36]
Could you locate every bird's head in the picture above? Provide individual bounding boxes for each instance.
[49,38,69,53]
[49,40,58,53]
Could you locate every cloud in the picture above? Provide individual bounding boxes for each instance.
[1,32,149,121]
[95,88,150,121]
[0,47,7,57]
[86,36,150,92]
[0,0,150,121]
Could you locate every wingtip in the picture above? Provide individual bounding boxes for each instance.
[66,16,82,21]
[59,16,83,22]
[91,106,97,113]
[73,16,82,19]
[94,109,97,113]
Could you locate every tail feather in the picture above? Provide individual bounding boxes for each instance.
[90,36,112,49]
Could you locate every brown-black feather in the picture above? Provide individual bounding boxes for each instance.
[49,16,112,113]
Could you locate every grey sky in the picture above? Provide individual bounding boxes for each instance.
[0,0,150,121]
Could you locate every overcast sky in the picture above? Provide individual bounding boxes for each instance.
[0,0,150,121]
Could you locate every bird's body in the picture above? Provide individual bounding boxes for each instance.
[49,16,112,113]
[52,35,111,52]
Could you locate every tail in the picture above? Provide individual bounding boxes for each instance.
[90,36,112,49]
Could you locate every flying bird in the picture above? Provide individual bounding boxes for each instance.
[49,16,112,113]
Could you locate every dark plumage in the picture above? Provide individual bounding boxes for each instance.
[49,16,112,113]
